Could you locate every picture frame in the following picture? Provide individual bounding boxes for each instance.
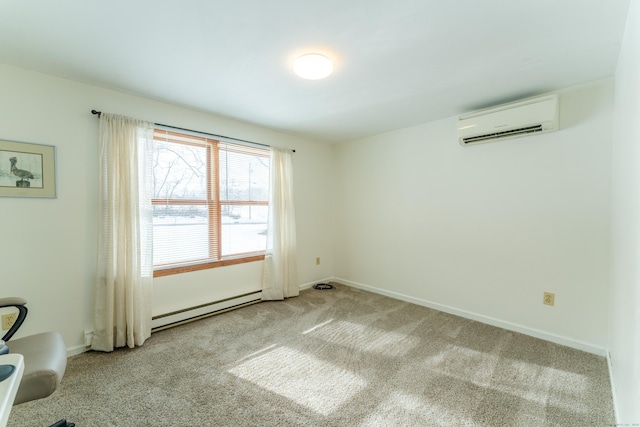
[0,139,57,198]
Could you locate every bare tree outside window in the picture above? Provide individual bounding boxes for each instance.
[151,129,270,272]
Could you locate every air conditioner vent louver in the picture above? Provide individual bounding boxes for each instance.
[462,124,543,144]
[458,94,558,146]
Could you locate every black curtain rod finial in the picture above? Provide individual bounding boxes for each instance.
[91,109,102,117]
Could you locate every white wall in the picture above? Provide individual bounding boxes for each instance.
[0,63,335,354]
[610,0,640,423]
[334,80,613,353]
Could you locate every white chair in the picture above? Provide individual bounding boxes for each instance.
[0,297,73,427]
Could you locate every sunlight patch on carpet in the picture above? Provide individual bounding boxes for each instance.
[234,344,278,364]
[228,346,367,416]
[302,318,334,334]
[489,358,554,404]
[305,320,419,357]
[361,391,476,427]
[426,344,499,386]
[546,368,590,415]
[425,345,592,415]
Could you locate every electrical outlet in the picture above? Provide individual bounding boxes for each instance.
[316,257,320,265]
[543,292,555,306]
[1,313,18,330]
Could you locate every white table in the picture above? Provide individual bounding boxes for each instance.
[0,354,24,427]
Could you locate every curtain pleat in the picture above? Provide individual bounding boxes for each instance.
[261,147,299,300]
[92,113,154,351]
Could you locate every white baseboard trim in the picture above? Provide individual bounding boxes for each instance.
[67,344,88,357]
[333,277,608,356]
[300,277,334,291]
[606,351,621,425]
[64,331,95,357]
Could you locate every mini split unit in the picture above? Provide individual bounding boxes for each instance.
[457,94,559,146]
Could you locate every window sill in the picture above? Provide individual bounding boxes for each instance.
[153,254,266,278]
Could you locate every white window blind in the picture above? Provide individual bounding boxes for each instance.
[152,128,270,269]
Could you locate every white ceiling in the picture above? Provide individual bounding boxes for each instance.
[0,0,630,143]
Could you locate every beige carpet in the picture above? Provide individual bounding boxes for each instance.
[9,284,614,426]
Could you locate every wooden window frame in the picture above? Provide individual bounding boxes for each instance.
[152,129,268,277]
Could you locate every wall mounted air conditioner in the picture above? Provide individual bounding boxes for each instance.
[457,94,559,146]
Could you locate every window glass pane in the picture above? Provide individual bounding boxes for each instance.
[153,140,208,199]
[220,148,269,201]
[153,204,210,265]
[221,205,268,256]
[152,129,269,270]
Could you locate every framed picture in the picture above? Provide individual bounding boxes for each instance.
[0,140,57,198]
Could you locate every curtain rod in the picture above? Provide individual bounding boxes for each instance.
[90,110,295,152]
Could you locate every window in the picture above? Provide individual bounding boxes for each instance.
[152,128,270,276]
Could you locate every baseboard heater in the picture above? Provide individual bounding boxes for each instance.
[151,290,262,332]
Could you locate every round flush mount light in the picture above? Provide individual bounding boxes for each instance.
[293,53,333,80]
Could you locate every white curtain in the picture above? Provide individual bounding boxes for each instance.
[262,147,299,300]
[92,113,154,352]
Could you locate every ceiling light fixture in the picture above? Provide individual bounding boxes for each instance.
[293,53,333,80]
